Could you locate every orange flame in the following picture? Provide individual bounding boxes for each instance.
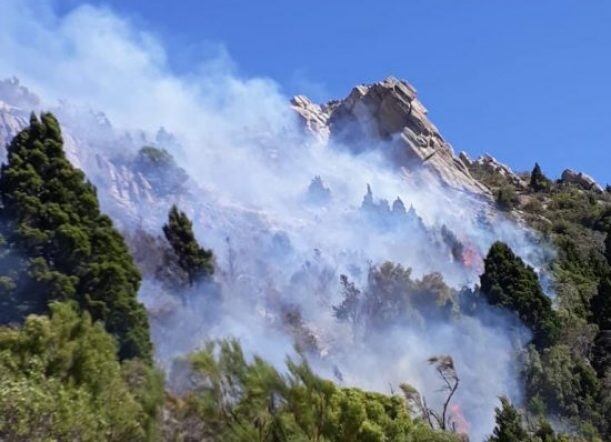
[461,244,483,273]
[449,403,470,435]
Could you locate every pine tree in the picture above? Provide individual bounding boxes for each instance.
[163,205,214,286]
[480,242,560,348]
[488,397,529,442]
[0,113,151,360]
[529,162,549,192]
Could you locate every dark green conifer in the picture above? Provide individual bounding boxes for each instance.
[488,397,529,442]
[480,242,560,348]
[0,113,151,360]
[529,162,549,192]
[163,205,214,286]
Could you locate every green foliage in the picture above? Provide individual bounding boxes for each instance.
[0,113,151,360]
[590,228,611,330]
[167,339,459,441]
[163,205,214,286]
[591,275,611,331]
[0,302,161,441]
[137,146,175,165]
[453,160,610,439]
[334,263,455,330]
[529,163,550,193]
[488,397,571,442]
[512,171,611,440]
[524,345,602,432]
[480,242,560,348]
[133,146,189,196]
[488,397,528,442]
[495,186,518,211]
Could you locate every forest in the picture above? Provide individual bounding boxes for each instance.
[0,114,609,441]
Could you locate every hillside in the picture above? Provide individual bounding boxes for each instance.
[0,77,609,441]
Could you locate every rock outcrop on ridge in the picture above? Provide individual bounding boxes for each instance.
[560,169,604,193]
[292,76,490,196]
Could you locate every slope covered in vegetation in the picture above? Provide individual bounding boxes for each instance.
[468,161,611,439]
[0,115,466,441]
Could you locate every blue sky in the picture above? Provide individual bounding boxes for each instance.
[53,0,611,183]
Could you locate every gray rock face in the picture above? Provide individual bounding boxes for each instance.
[560,169,603,193]
[0,97,159,227]
[292,76,490,196]
[290,95,331,142]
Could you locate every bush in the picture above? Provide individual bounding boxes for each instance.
[0,302,160,441]
[495,185,518,211]
[166,339,459,441]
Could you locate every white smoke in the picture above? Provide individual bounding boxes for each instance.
[0,2,554,440]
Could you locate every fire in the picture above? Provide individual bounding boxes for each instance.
[449,403,470,436]
[461,244,483,273]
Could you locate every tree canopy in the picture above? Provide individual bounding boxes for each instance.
[0,112,151,360]
[163,205,214,286]
[529,162,550,192]
[480,242,560,348]
[164,339,460,442]
[0,302,162,441]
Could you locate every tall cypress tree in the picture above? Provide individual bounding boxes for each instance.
[163,205,214,286]
[480,242,559,348]
[0,113,151,360]
[529,162,549,192]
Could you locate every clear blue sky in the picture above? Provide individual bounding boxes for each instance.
[55,0,611,184]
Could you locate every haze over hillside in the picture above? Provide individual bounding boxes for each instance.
[0,2,609,441]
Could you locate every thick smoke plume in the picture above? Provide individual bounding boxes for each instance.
[1,2,554,440]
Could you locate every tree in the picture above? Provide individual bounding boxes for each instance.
[0,113,151,360]
[166,339,458,442]
[529,163,550,192]
[333,274,361,324]
[163,205,214,286]
[590,228,611,376]
[480,242,560,348]
[488,397,528,442]
[133,146,189,196]
[0,302,161,441]
[400,356,460,433]
[495,185,518,211]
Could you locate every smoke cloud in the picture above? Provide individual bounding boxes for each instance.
[0,2,554,440]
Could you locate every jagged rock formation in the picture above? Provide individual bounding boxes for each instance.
[459,152,528,189]
[292,76,490,196]
[560,169,604,193]
[290,95,331,142]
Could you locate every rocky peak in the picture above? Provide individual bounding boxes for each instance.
[292,76,490,197]
[459,152,528,189]
[560,169,604,193]
[290,95,331,142]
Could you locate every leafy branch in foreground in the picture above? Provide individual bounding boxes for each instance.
[164,339,460,441]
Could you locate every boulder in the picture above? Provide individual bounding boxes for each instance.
[560,169,603,193]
